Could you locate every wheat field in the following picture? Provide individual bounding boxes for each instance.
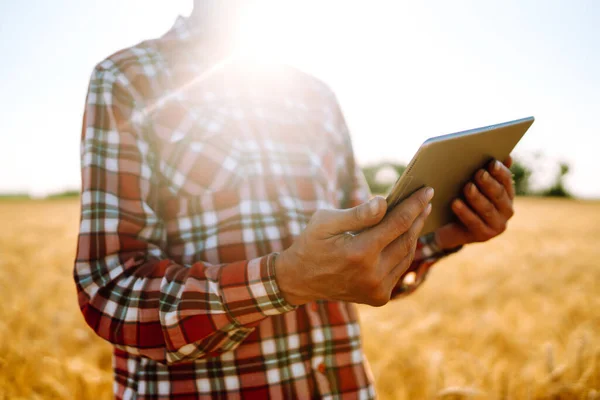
[0,197,599,399]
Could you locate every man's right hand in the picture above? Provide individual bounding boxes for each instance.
[275,187,434,307]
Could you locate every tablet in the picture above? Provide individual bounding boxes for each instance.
[385,116,535,235]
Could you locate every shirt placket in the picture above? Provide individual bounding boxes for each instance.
[305,301,333,396]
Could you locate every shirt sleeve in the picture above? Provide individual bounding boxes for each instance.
[74,65,295,366]
[331,96,461,298]
[333,101,371,210]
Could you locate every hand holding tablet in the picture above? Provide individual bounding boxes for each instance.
[385,117,535,239]
[434,156,516,250]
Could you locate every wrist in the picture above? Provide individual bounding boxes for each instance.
[274,251,309,306]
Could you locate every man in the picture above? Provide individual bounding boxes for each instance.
[74,2,516,398]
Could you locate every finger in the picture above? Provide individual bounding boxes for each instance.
[360,187,434,249]
[489,159,515,200]
[380,203,432,275]
[503,156,513,169]
[452,199,494,238]
[476,168,513,213]
[384,251,416,295]
[321,196,387,235]
[476,168,513,217]
[464,182,505,230]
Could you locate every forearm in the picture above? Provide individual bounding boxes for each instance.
[76,250,296,364]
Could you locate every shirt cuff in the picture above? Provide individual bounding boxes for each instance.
[219,253,297,327]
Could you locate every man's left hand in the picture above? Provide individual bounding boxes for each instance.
[434,157,515,250]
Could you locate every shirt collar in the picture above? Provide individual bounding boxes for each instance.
[162,16,201,43]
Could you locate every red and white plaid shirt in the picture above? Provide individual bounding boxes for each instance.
[75,16,449,399]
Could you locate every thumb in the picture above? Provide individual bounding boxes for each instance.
[326,196,387,234]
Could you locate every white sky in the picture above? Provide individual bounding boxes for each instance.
[1,0,599,198]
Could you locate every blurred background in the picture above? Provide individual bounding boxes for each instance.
[1,1,599,399]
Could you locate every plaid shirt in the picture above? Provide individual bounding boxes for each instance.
[74,17,449,400]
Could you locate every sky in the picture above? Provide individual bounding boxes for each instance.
[0,0,599,198]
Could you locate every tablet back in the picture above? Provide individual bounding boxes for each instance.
[386,116,535,235]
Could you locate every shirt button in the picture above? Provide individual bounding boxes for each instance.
[317,362,326,374]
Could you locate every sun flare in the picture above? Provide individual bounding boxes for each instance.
[234,1,312,64]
